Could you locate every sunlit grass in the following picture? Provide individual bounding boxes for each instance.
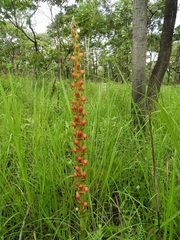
[0,77,180,239]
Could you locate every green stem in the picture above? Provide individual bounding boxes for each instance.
[79,214,87,240]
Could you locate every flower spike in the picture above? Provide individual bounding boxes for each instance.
[70,17,89,239]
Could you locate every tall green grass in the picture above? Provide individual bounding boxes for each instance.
[0,77,180,239]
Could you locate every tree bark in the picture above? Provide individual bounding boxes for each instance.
[147,0,178,102]
[132,0,148,128]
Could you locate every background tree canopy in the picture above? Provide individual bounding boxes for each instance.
[0,0,179,84]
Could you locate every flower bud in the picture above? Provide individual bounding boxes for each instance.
[81,97,86,102]
[83,134,88,140]
[75,166,80,171]
[81,145,86,152]
[72,72,77,78]
[78,105,83,112]
[82,111,86,117]
[83,202,88,208]
[72,122,77,128]
[71,82,76,87]
[77,131,83,137]
[75,45,80,49]
[76,62,81,68]
[73,147,77,153]
[78,80,84,85]
[74,115,79,121]
[81,86,85,91]
[75,90,80,96]
[77,156,82,162]
[81,171,86,178]
[83,159,88,165]
[74,139,79,146]
[76,192,81,199]
[78,184,83,189]
[71,56,76,61]
[72,99,76,105]
[84,187,89,192]
[79,53,84,58]
[80,70,85,75]
[71,105,76,111]
[81,120,86,126]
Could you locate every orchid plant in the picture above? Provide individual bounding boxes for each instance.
[70,18,89,240]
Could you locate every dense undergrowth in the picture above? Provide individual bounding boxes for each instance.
[0,76,180,239]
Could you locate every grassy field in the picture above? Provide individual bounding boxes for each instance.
[0,76,180,239]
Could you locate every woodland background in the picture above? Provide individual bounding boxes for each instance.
[0,0,179,85]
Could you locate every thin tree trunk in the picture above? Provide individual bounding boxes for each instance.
[85,37,90,78]
[147,0,178,102]
[132,0,148,128]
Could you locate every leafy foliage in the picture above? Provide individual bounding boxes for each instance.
[0,0,179,82]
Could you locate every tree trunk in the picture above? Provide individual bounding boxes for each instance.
[147,0,178,102]
[85,36,90,78]
[132,0,148,128]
